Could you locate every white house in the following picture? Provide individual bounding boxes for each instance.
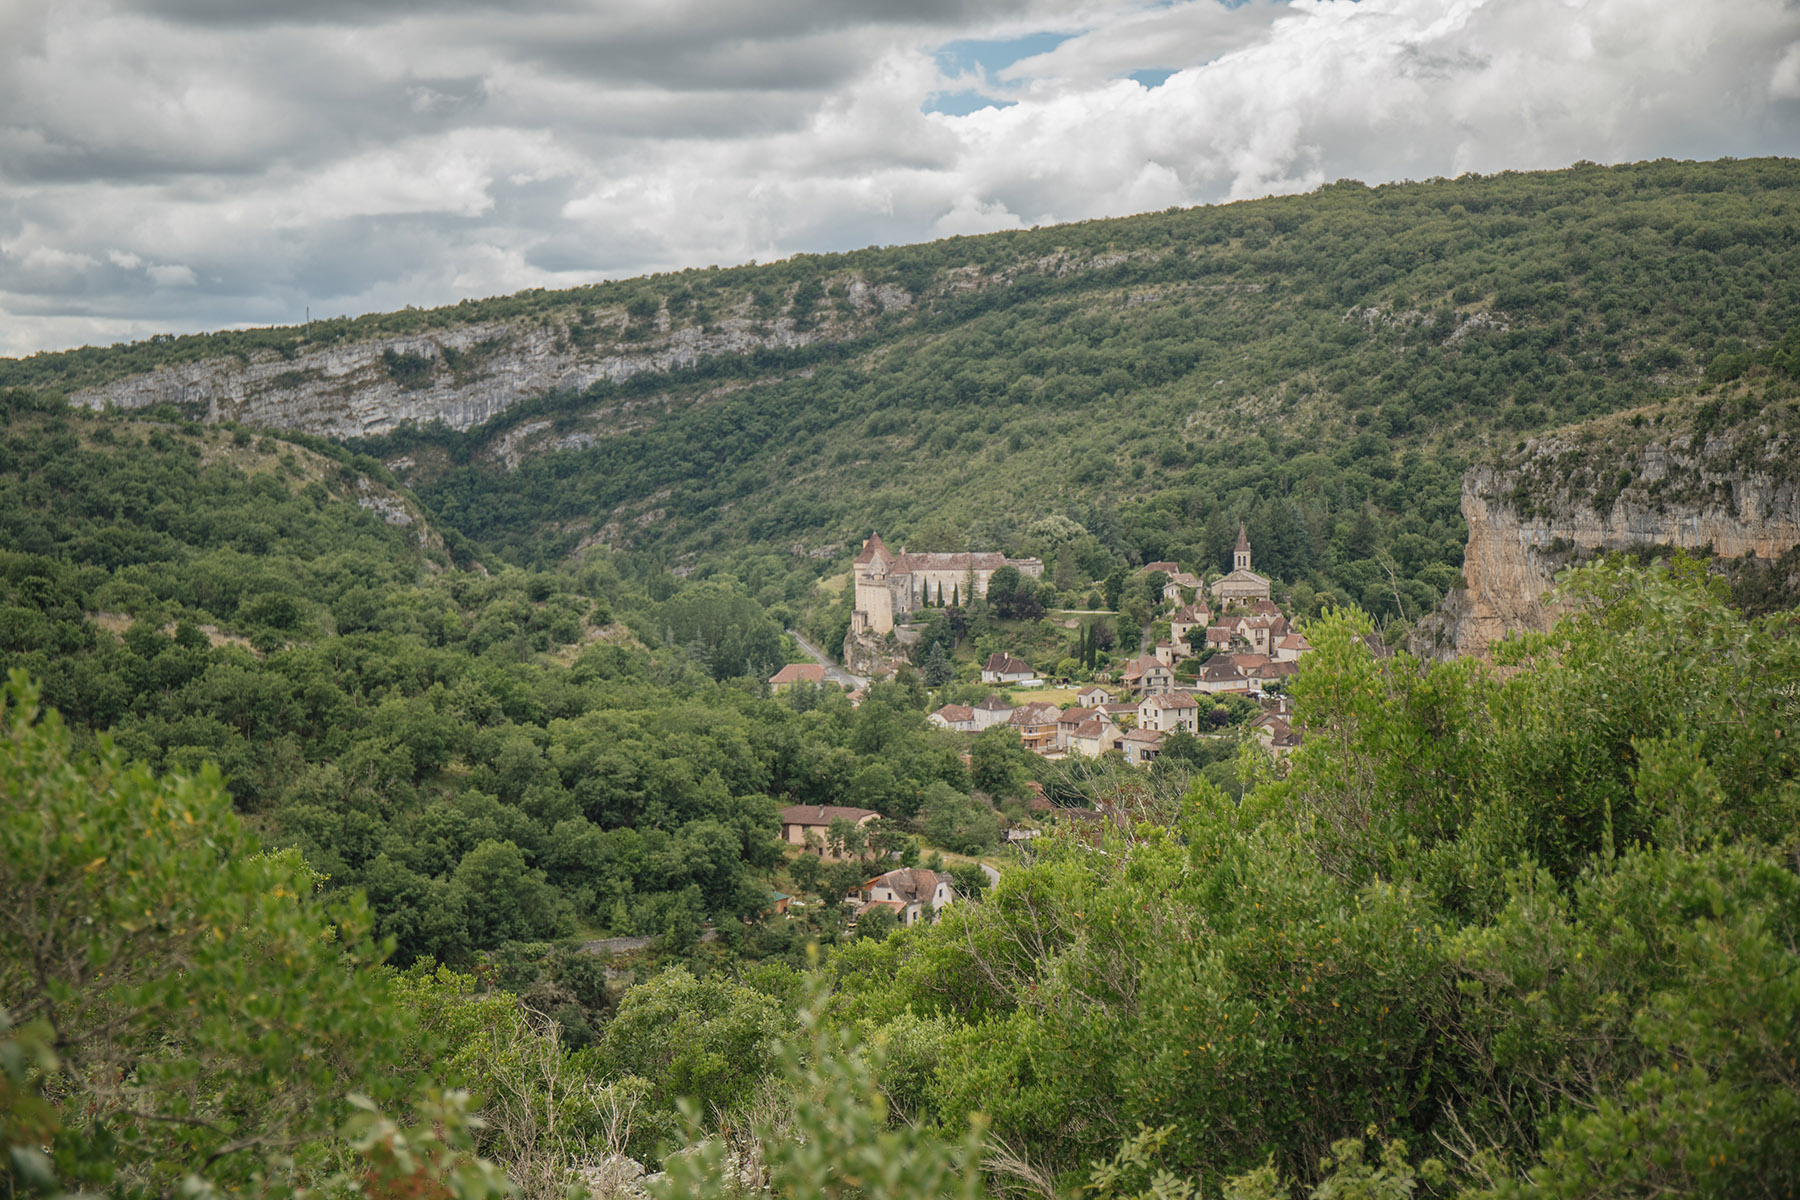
[852,867,957,926]
[982,653,1036,685]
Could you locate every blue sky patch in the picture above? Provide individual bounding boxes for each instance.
[1129,68,1178,89]
[922,90,1020,117]
[933,31,1075,79]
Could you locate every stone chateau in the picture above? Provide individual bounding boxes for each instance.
[850,533,1043,636]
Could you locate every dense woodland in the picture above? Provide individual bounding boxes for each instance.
[3,157,1800,1199]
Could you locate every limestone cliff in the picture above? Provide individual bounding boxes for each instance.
[1439,390,1800,656]
[66,277,915,439]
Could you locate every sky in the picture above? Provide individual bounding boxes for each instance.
[3,0,1799,358]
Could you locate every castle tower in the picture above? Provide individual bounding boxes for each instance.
[1234,523,1252,573]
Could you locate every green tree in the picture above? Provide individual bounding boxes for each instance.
[0,674,507,1198]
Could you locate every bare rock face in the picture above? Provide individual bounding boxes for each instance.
[1442,401,1800,656]
[65,277,917,440]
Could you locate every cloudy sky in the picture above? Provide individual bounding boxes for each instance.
[3,0,1798,358]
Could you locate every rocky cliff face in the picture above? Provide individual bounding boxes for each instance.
[1440,394,1800,656]
[67,278,914,439]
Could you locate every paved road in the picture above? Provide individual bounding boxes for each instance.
[789,629,870,689]
[980,862,1000,887]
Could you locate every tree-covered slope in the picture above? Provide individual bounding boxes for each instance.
[375,156,1800,620]
[7,157,1800,625]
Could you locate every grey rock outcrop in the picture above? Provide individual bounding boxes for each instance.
[67,276,918,440]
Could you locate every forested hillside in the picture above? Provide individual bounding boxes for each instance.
[7,157,1800,629]
[5,155,1800,1200]
[8,556,1797,1199]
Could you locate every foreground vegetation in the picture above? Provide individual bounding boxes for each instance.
[5,556,1797,1198]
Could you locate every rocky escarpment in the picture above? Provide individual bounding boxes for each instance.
[1436,391,1800,656]
[68,278,914,439]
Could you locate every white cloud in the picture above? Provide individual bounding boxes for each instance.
[3,0,1799,358]
[147,263,196,287]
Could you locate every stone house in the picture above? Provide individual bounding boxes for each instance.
[853,867,956,926]
[971,695,1014,730]
[1163,571,1203,604]
[850,534,1043,636]
[928,703,976,732]
[1120,654,1176,696]
[1137,691,1201,734]
[1272,633,1313,663]
[1056,706,1098,749]
[1255,715,1302,758]
[778,804,881,857]
[1169,603,1213,652]
[1194,657,1250,695]
[1009,701,1063,755]
[1076,684,1116,707]
[1067,717,1124,758]
[1121,727,1165,765]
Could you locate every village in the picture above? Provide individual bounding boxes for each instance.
[761,525,1313,927]
[846,524,1305,762]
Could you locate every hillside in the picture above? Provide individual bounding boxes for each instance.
[7,157,1800,632]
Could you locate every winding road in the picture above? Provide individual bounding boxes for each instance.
[788,629,869,689]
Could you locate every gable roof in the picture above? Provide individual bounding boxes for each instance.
[1142,561,1180,574]
[984,652,1033,675]
[932,704,975,723]
[1072,717,1118,738]
[863,867,945,905]
[1058,706,1098,725]
[854,533,891,567]
[1009,701,1062,726]
[1141,691,1200,710]
[770,663,828,685]
[1121,654,1171,680]
[780,804,881,826]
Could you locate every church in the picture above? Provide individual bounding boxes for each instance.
[1210,524,1272,605]
[850,533,1043,635]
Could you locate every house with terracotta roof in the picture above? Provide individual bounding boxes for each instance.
[1137,691,1201,734]
[1272,633,1313,663]
[1202,625,1236,653]
[1170,603,1213,652]
[1009,701,1063,755]
[1067,716,1124,758]
[1163,571,1204,604]
[1076,684,1116,708]
[1142,561,1180,576]
[1121,727,1165,764]
[1120,654,1175,696]
[982,652,1036,685]
[852,867,956,926]
[779,804,881,857]
[1056,706,1098,749]
[1255,715,1303,758]
[929,703,976,732]
[769,663,827,689]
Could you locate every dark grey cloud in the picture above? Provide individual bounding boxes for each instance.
[4,0,1799,357]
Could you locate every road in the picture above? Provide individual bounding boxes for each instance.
[788,629,869,689]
